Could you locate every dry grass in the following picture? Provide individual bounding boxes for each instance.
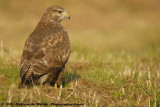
[0,0,160,106]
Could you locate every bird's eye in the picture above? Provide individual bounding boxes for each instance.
[58,11,63,14]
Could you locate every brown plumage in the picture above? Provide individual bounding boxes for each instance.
[19,5,71,88]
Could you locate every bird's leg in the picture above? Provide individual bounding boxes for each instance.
[55,70,64,88]
[54,83,57,89]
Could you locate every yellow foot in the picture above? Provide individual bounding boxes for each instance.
[54,84,57,89]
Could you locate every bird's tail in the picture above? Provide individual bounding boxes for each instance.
[18,67,33,88]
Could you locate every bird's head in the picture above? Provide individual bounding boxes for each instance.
[43,5,70,22]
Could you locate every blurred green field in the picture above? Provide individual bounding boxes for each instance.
[0,0,160,106]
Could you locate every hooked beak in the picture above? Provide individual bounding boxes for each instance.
[65,12,70,20]
[60,10,70,21]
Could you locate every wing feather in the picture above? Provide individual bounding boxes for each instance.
[20,29,70,77]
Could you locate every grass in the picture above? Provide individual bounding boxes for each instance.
[0,45,160,106]
[0,0,160,106]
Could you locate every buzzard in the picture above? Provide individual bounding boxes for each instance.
[19,6,71,88]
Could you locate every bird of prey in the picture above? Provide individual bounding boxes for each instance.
[19,5,71,88]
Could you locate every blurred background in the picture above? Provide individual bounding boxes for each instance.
[0,0,160,54]
[0,1,160,105]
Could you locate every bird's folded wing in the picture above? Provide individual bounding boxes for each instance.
[20,29,70,77]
